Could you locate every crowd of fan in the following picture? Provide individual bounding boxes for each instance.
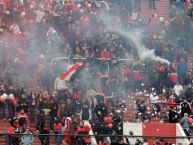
[0,0,192,145]
[170,0,193,19]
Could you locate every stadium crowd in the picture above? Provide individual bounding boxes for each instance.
[170,0,193,19]
[0,0,192,145]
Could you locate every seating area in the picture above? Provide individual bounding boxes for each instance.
[0,0,193,145]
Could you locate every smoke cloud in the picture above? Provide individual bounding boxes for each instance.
[106,27,170,65]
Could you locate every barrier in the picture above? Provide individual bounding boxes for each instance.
[176,123,190,145]
[0,132,192,145]
[0,122,191,145]
[123,122,190,145]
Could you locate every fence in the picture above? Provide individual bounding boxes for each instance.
[0,133,193,145]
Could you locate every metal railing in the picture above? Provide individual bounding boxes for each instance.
[0,133,192,145]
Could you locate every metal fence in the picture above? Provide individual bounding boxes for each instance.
[0,133,192,145]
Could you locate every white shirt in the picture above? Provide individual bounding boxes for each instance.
[150,93,159,104]
[174,84,183,96]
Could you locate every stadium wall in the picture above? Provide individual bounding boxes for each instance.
[123,122,189,144]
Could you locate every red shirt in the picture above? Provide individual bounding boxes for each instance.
[53,123,62,131]
[101,51,110,60]
[168,96,176,107]
[104,116,112,123]
[75,125,91,135]
[75,125,91,143]
[73,92,81,100]
[8,125,19,137]
[132,71,141,80]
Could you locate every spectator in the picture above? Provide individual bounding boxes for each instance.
[168,90,177,108]
[20,126,34,145]
[173,82,183,96]
[159,108,169,123]
[175,0,184,10]
[39,126,50,145]
[16,109,30,126]
[0,85,7,120]
[94,99,108,122]
[99,137,111,145]
[184,84,193,102]
[85,89,97,121]
[63,117,72,145]
[170,71,178,85]
[49,98,59,129]
[16,94,28,113]
[150,90,161,115]
[141,110,151,123]
[53,118,62,145]
[80,98,91,121]
[180,99,191,117]
[74,121,91,145]
[149,70,161,91]
[113,137,130,145]
[177,58,187,84]
[8,117,20,145]
[57,98,73,119]
[137,100,147,114]
[169,107,180,123]
[184,71,193,86]
[37,99,48,130]
[180,113,191,136]
[28,91,37,122]
[47,27,60,46]
[164,47,174,63]
[7,94,16,120]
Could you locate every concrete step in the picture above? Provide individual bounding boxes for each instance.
[140,0,170,34]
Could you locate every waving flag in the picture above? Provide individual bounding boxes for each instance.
[54,63,83,90]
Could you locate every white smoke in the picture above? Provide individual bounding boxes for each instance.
[107,27,170,65]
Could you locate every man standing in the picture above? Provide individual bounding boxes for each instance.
[8,117,20,145]
[0,85,7,120]
[94,99,108,122]
[177,58,187,85]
